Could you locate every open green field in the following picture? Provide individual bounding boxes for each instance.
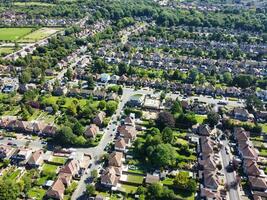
[19,27,62,43]
[0,28,34,41]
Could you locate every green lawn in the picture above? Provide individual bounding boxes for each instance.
[195,114,207,124]
[36,175,49,186]
[19,27,62,43]
[126,174,144,184]
[52,156,66,165]
[0,47,14,55]
[161,177,174,186]
[3,168,21,180]
[0,28,34,41]
[27,187,46,200]
[42,163,58,175]
[259,149,267,157]
[259,123,267,133]
[176,138,188,145]
[14,2,55,6]
[121,183,138,193]
[42,96,90,108]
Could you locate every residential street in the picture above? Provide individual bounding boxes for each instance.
[220,139,241,200]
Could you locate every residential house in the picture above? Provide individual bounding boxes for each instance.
[203,170,220,190]
[248,176,267,191]
[233,107,249,121]
[117,125,137,144]
[100,73,110,83]
[46,178,65,200]
[243,159,263,177]
[59,159,80,178]
[93,111,106,127]
[27,150,44,168]
[127,94,145,107]
[12,148,32,161]
[145,173,160,184]
[0,145,15,159]
[42,125,57,136]
[114,138,126,152]
[108,152,123,167]
[85,124,99,138]
[53,87,68,96]
[101,167,120,188]
[196,124,216,136]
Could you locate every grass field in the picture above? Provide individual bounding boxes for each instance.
[0,47,14,55]
[19,27,62,43]
[42,163,58,175]
[195,114,207,124]
[14,2,55,6]
[0,28,34,41]
[52,156,66,165]
[126,174,144,184]
[121,183,138,193]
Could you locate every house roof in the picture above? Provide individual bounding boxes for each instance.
[85,124,99,138]
[249,176,267,190]
[244,159,262,176]
[46,178,65,200]
[59,159,79,176]
[108,152,123,167]
[145,173,160,184]
[197,124,212,136]
[115,138,126,149]
[203,170,220,189]
[27,149,43,165]
[200,136,215,154]
[101,167,119,186]
[117,125,137,140]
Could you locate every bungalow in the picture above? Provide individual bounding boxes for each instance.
[27,150,43,168]
[226,87,241,97]
[108,151,123,167]
[85,124,99,138]
[114,138,126,152]
[93,111,106,127]
[100,73,110,83]
[92,90,107,100]
[127,94,145,107]
[46,178,65,200]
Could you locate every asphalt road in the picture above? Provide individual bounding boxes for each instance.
[220,139,241,200]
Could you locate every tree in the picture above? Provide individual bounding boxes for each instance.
[151,144,177,168]
[66,68,73,80]
[56,126,76,145]
[246,95,263,111]
[188,69,199,83]
[207,111,220,127]
[73,122,85,136]
[222,72,233,85]
[162,127,174,144]
[92,58,107,73]
[118,86,123,95]
[173,172,197,193]
[0,180,20,200]
[233,74,254,88]
[171,100,183,114]
[85,184,95,197]
[19,71,31,84]
[98,100,106,110]
[156,111,175,130]
[91,169,98,182]
[87,75,95,90]
[106,101,118,116]
[176,113,197,129]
